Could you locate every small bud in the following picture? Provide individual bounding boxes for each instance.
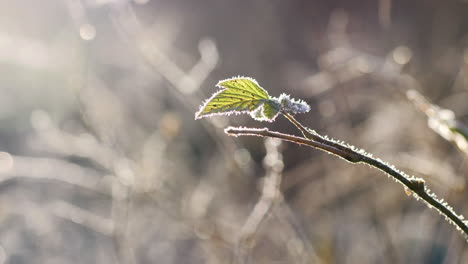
[411,178,426,192]
[277,94,311,115]
[405,178,426,195]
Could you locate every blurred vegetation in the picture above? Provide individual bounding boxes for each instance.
[0,0,467,263]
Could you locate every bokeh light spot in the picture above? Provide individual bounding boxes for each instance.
[352,57,372,73]
[79,24,96,41]
[393,46,412,65]
[234,148,251,168]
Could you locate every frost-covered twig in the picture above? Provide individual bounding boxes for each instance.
[225,126,468,240]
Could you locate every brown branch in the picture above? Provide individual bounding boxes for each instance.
[281,111,360,162]
[225,126,468,241]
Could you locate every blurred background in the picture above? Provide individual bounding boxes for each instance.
[0,0,468,263]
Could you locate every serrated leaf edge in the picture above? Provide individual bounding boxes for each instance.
[195,76,271,119]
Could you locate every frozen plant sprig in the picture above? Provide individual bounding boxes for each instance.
[277,93,311,115]
[195,76,468,241]
[195,76,309,122]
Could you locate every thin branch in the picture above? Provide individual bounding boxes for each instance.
[50,200,114,235]
[225,126,468,240]
[406,89,468,156]
[0,155,113,195]
[281,112,360,162]
[236,138,283,263]
[273,195,323,264]
[236,137,324,263]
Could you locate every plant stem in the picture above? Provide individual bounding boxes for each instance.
[224,126,468,240]
[281,112,359,162]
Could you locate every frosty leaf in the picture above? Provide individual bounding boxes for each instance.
[217,77,269,99]
[195,77,274,120]
[196,77,310,122]
[249,99,281,122]
[250,106,265,120]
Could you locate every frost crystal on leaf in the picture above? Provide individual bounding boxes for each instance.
[250,99,281,122]
[195,76,286,122]
[196,77,310,122]
[195,77,271,119]
[277,93,311,115]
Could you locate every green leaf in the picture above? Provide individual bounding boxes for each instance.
[262,101,281,120]
[195,77,277,120]
[250,100,281,122]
